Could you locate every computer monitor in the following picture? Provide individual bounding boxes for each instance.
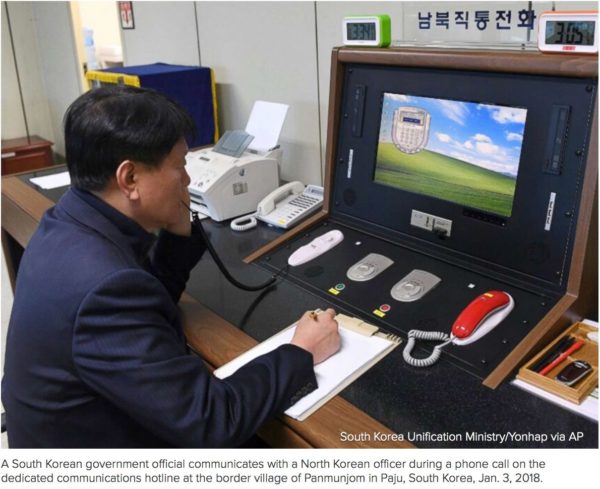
[374,92,527,218]
[328,58,594,289]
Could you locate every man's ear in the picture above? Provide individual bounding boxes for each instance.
[115,160,141,200]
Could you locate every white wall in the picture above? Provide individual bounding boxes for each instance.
[31,2,83,157]
[1,4,28,139]
[120,1,199,66]
[315,2,407,173]
[3,0,597,169]
[1,2,54,143]
[402,2,532,43]
[95,0,600,184]
[196,1,323,184]
[403,2,598,43]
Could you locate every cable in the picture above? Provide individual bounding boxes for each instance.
[403,329,453,368]
[230,213,258,231]
[181,201,278,292]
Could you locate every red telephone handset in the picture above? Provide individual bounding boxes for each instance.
[403,290,515,366]
[451,291,513,345]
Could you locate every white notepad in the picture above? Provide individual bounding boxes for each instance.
[214,314,400,421]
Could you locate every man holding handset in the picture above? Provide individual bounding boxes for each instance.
[2,85,340,448]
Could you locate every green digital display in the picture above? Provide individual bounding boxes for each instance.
[346,22,376,41]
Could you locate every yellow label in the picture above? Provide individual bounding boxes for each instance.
[373,309,386,318]
[85,71,141,87]
[328,288,340,295]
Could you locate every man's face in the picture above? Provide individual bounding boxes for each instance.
[135,137,190,232]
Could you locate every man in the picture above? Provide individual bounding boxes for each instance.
[2,86,340,447]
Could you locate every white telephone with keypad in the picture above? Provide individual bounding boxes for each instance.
[230,181,324,231]
[256,181,323,229]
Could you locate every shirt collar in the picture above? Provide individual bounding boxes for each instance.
[71,187,156,260]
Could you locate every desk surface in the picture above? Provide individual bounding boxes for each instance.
[2,167,597,448]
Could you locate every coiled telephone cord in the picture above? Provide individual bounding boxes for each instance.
[402,330,453,367]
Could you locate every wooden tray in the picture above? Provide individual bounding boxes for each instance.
[517,322,598,404]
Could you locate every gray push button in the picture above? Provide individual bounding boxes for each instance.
[391,270,441,302]
[347,253,394,282]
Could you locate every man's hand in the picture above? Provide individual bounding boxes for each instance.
[165,187,192,237]
[290,308,340,365]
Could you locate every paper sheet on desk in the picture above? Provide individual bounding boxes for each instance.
[29,171,70,189]
[214,322,396,421]
[245,100,288,153]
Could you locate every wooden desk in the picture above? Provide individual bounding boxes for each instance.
[1,172,413,448]
[1,136,54,176]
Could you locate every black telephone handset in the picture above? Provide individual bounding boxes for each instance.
[183,201,280,292]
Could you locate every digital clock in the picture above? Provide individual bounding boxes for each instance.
[342,15,391,47]
[538,11,598,54]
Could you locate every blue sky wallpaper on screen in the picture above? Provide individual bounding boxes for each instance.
[378,93,527,177]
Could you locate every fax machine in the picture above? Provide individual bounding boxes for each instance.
[186,147,281,222]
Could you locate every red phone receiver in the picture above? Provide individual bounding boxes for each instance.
[403,290,515,366]
[452,291,513,345]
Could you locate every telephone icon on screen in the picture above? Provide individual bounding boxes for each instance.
[230,181,323,231]
[392,107,431,154]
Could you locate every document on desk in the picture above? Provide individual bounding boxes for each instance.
[29,171,71,189]
[214,314,401,421]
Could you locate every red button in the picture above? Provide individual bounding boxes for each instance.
[380,304,391,312]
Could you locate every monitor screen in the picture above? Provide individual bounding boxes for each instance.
[374,92,527,217]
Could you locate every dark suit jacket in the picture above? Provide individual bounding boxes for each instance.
[2,188,316,447]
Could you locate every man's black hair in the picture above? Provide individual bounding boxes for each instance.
[64,85,195,191]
